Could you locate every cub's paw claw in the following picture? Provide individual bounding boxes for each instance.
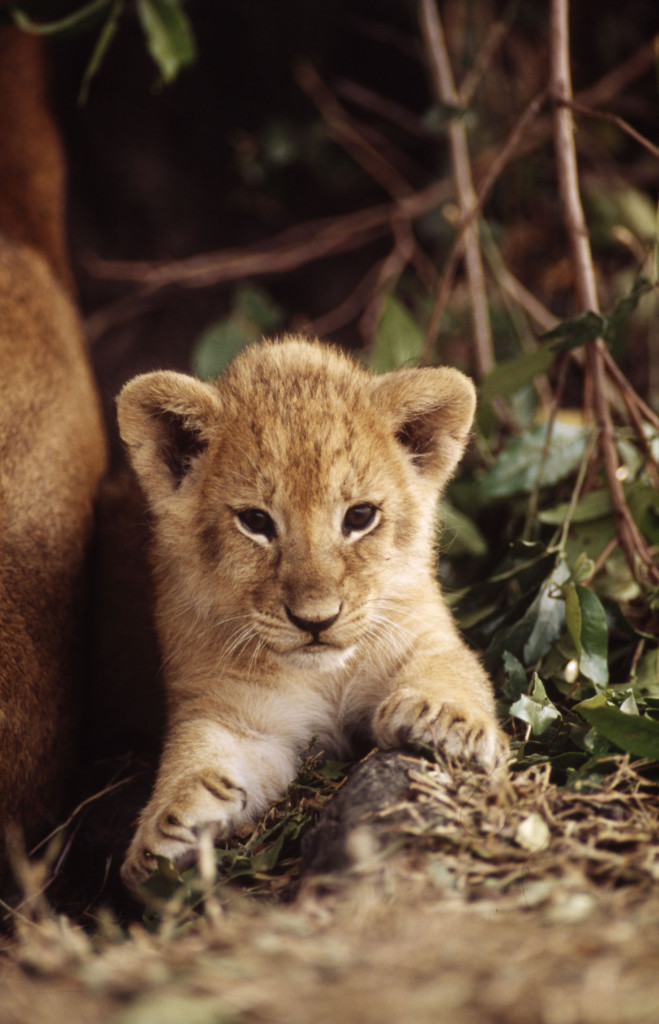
[374,688,509,771]
[121,769,249,893]
[121,845,160,892]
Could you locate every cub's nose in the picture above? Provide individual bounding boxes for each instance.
[285,605,342,636]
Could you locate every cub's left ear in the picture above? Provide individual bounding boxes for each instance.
[117,371,223,506]
[370,366,476,488]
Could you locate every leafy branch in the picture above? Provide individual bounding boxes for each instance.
[550,0,659,588]
[10,0,195,98]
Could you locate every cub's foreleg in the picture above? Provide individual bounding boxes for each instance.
[373,641,509,770]
[121,718,297,890]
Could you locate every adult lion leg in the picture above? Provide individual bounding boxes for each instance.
[0,29,107,873]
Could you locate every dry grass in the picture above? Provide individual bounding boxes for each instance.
[2,756,659,1024]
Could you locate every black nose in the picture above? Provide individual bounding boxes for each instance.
[285,605,341,636]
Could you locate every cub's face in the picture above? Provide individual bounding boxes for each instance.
[117,338,476,673]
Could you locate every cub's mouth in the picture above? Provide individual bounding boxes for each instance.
[277,637,356,671]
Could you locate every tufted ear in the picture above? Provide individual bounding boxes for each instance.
[370,365,476,489]
[117,371,222,504]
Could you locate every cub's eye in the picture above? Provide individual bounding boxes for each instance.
[237,508,276,541]
[343,503,378,536]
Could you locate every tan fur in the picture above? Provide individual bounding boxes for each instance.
[118,338,508,890]
[0,30,107,863]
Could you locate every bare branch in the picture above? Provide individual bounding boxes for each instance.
[86,181,451,289]
[457,18,509,106]
[550,0,659,586]
[296,61,414,201]
[420,88,547,364]
[418,0,494,377]
[335,78,432,140]
[576,36,659,109]
[562,98,659,164]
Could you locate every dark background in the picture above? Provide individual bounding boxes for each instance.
[44,0,658,461]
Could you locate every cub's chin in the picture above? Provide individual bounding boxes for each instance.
[276,643,357,674]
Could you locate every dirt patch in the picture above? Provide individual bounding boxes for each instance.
[2,755,659,1024]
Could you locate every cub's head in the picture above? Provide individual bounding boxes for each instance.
[117,338,475,672]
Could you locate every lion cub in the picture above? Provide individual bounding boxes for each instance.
[118,338,507,890]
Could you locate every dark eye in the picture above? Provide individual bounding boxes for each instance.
[237,508,276,540]
[343,503,377,536]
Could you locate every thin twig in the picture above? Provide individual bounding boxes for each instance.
[419,88,547,364]
[550,0,659,586]
[296,60,414,201]
[457,17,510,106]
[576,36,659,110]
[561,97,659,162]
[602,347,659,433]
[523,351,573,542]
[418,0,494,377]
[84,182,453,341]
[580,536,620,588]
[359,217,416,344]
[335,77,432,140]
[294,63,420,346]
[305,263,382,338]
[29,775,137,856]
[86,180,451,287]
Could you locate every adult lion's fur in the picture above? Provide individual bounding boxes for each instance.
[0,28,107,869]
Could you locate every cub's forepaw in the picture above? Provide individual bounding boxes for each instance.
[121,769,248,893]
[373,688,509,771]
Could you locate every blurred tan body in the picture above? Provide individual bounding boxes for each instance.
[0,30,107,862]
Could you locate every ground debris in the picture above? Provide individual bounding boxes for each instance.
[3,751,659,1024]
[299,750,659,908]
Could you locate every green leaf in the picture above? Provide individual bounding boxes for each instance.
[542,310,605,348]
[317,759,351,780]
[439,501,487,557]
[136,0,196,84]
[138,855,185,903]
[603,276,654,343]
[576,694,659,760]
[235,285,282,332]
[478,422,589,499]
[628,480,659,545]
[371,293,425,372]
[193,318,253,379]
[479,347,555,405]
[248,823,289,873]
[538,488,613,525]
[565,585,609,689]
[510,674,561,736]
[541,278,655,349]
[502,651,528,701]
[192,285,282,379]
[11,0,112,34]
[633,648,659,697]
[564,516,617,574]
[79,0,124,104]
[620,692,639,715]
[523,560,569,664]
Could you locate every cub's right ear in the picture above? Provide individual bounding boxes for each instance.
[116,371,222,504]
